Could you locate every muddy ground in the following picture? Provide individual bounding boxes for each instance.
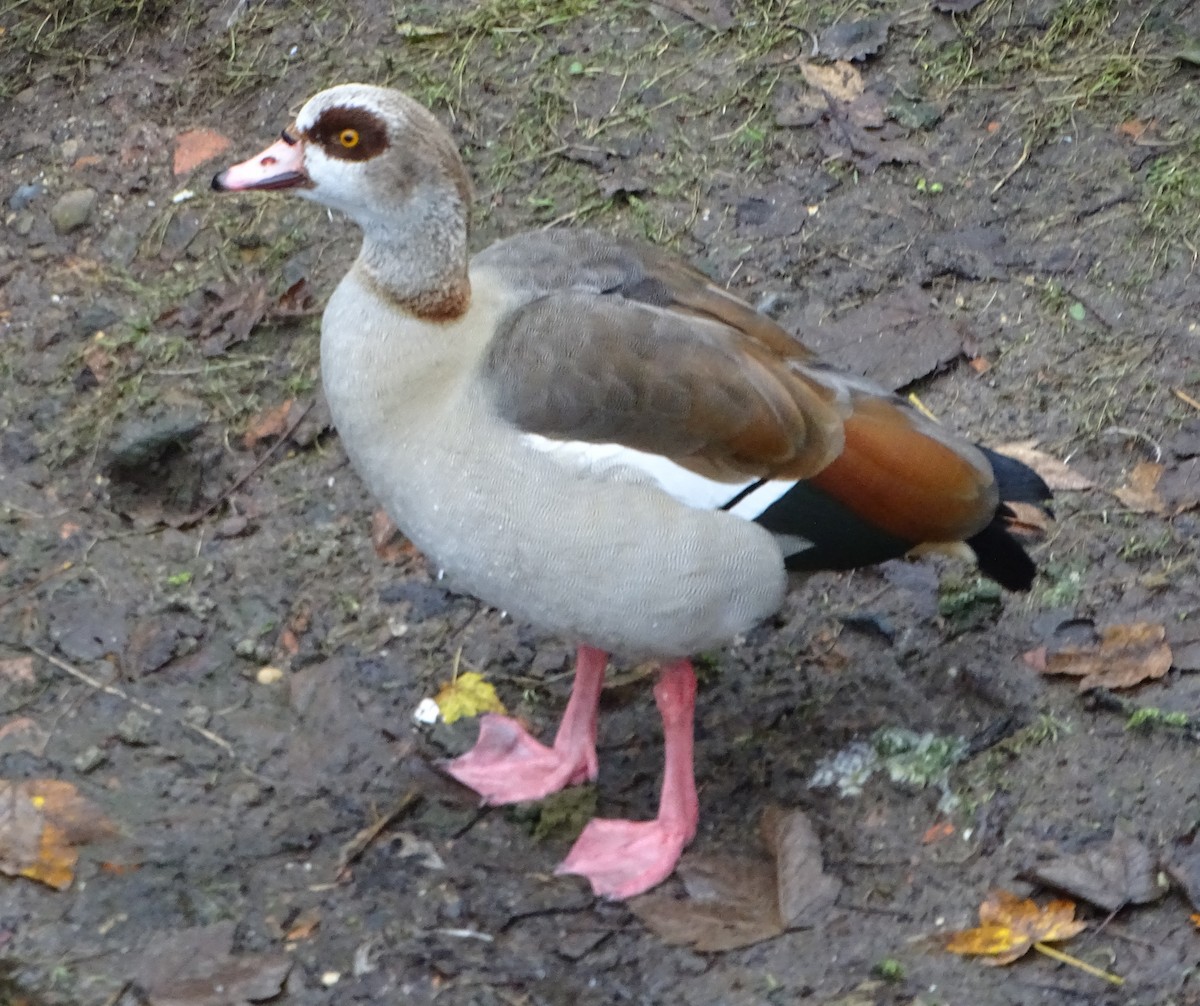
[1,0,1199,1003]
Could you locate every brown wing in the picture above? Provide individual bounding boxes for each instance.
[477,231,844,482]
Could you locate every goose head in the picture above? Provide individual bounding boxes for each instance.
[214,84,473,315]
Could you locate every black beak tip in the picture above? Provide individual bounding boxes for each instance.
[211,172,227,192]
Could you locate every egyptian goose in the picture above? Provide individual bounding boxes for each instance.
[214,84,1050,899]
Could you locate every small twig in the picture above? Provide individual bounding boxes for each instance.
[1173,387,1200,413]
[28,644,235,756]
[1033,941,1124,986]
[335,788,422,878]
[175,400,315,530]
[991,138,1032,196]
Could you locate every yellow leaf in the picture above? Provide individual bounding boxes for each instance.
[946,890,1086,963]
[945,889,1121,983]
[434,671,506,724]
[0,779,117,890]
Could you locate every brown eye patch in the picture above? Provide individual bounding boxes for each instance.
[306,105,389,162]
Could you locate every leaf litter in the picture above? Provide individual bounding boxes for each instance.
[945,889,1121,984]
[131,920,291,1006]
[1025,621,1173,691]
[0,779,117,889]
[630,806,840,951]
[1029,826,1167,913]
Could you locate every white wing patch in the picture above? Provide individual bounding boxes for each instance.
[522,434,798,521]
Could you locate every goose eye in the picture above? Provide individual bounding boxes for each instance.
[338,128,360,149]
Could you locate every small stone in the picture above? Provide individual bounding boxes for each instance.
[115,709,155,746]
[181,704,211,727]
[13,213,34,237]
[60,138,81,163]
[106,411,205,470]
[50,188,97,234]
[256,666,284,685]
[9,183,43,211]
[73,745,108,773]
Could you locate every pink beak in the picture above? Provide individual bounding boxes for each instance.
[212,135,309,192]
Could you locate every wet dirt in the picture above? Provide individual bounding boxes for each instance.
[1,1,1199,1004]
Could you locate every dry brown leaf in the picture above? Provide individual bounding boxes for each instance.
[630,807,838,951]
[800,60,865,103]
[1113,461,1167,515]
[370,508,417,563]
[761,804,842,927]
[242,399,296,449]
[991,440,1095,491]
[945,889,1087,965]
[1039,621,1172,691]
[173,128,232,176]
[1031,827,1166,912]
[133,920,291,1006]
[0,779,117,889]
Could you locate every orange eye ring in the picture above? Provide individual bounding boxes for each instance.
[339,128,360,148]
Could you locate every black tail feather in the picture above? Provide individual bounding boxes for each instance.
[968,445,1054,592]
[966,519,1038,591]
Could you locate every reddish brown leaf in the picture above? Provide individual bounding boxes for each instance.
[1113,461,1167,515]
[371,508,415,563]
[242,399,296,450]
[1039,621,1172,691]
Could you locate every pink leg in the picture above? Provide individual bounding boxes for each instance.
[443,645,607,804]
[555,659,699,899]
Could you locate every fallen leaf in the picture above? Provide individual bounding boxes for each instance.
[630,855,782,951]
[370,508,412,563]
[434,671,506,724]
[630,807,839,951]
[800,60,865,103]
[1164,827,1200,912]
[1117,119,1150,141]
[945,889,1087,966]
[763,805,842,926]
[817,17,890,62]
[1031,827,1166,912]
[1039,621,1172,691]
[923,820,956,844]
[242,398,296,449]
[1113,461,1167,515]
[133,920,291,1006]
[173,128,232,176]
[161,280,271,357]
[0,779,117,889]
[991,440,1095,491]
[802,285,963,392]
[273,278,319,318]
